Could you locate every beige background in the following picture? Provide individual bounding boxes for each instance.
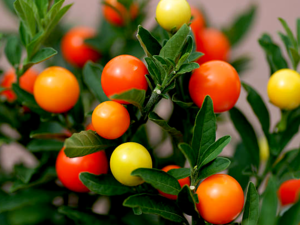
[1,0,300,169]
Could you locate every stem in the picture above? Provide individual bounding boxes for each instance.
[275,110,290,132]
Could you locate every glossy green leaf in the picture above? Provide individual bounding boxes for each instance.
[176,62,199,75]
[222,5,257,47]
[25,47,57,66]
[178,143,197,168]
[64,130,116,158]
[199,135,231,167]
[242,182,259,225]
[177,185,198,216]
[192,96,216,165]
[258,175,278,225]
[111,89,146,110]
[258,34,288,75]
[159,24,190,62]
[14,0,36,37]
[131,168,181,195]
[5,36,22,66]
[198,157,231,180]
[137,25,161,57]
[123,194,188,224]
[167,168,190,180]
[83,62,109,103]
[242,83,270,137]
[27,139,64,152]
[229,107,260,169]
[148,112,183,141]
[79,173,133,196]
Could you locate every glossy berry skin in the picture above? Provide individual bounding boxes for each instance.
[92,101,130,139]
[196,174,244,224]
[110,142,152,186]
[33,66,80,113]
[267,69,300,110]
[61,27,100,68]
[190,6,205,40]
[158,165,190,200]
[56,148,108,192]
[195,28,230,64]
[278,179,300,206]
[0,69,38,102]
[156,0,191,32]
[189,60,241,113]
[103,0,138,26]
[101,55,148,104]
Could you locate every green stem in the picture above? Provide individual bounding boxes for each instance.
[275,110,291,132]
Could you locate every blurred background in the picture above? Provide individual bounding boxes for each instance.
[1,0,300,170]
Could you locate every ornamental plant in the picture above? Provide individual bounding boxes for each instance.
[1,0,300,225]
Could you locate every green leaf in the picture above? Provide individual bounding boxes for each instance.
[228,143,252,190]
[230,55,251,74]
[58,206,118,225]
[199,136,231,167]
[187,52,204,62]
[0,189,60,213]
[177,185,198,216]
[19,22,30,46]
[137,25,161,57]
[297,18,300,47]
[148,112,183,141]
[278,199,300,225]
[145,57,160,84]
[198,157,231,180]
[229,107,260,169]
[258,175,278,225]
[79,173,133,196]
[14,164,35,184]
[34,0,49,19]
[176,62,199,75]
[45,0,64,24]
[241,182,259,225]
[192,96,216,165]
[258,34,288,75]
[64,130,116,158]
[110,89,146,110]
[25,47,57,67]
[83,62,109,103]
[159,24,190,62]
[14,0,36,37]
[167,168,190,180]
[131,168,181,195]
[5,36,22,66]
[123,194,188,224]
[222,5,257,47]
[29,131,69,140]
[242,83,270,138]
[172,94,194,109]
[178,143,197,169]
[27,139,64,152]
[279,18,298,50]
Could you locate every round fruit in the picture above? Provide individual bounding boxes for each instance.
[92,101,130,139]
[189,60,241,113]
[56,148,108,192]
[195,28,230,64]
[267,69,300,110]
[33,66,80,113]
[190,6,205,39]
[278,179,300,206]
[0,68,38,102]
[110,142,152,186]
[61,27,100,68]
[156,0,191,32]
[101,55,148,104]
[196,174,244,224]
[158,165,190,200]
[103,0,138,26]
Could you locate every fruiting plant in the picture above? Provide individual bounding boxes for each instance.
[1,0,300,225]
